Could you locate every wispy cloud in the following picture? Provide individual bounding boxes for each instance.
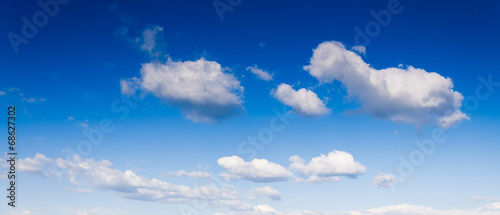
[246,65,273,81]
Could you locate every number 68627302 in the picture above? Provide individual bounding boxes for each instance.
[8,106,15,144]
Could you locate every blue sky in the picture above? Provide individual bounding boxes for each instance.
[1,0,500,214]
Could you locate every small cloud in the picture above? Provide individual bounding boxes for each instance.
[249,186,282,201]
[398,63,404,68]
[120,77,141,96]
[76,119,89,129]
[393,131,398,135]
[351,45,366,54]
[0,91,5,96]
[21,97,46,103]
[168,170,212,179]
[271,83,330,117]
[259,42,266,48]
[67,116,75,121]
[246,65,273,81]
[373,172,396,188]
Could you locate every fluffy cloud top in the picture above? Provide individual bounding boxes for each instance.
[217,156,293,182]
[304,41,469,128]
[272,83,329,117]
[249,186,282,201]
[289,150,366,178]
[124,58,244,123]
[372,173,396,189]
[246,65,273,81]
[218,151,365,183]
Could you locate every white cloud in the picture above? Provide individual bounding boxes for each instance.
[272,83,329,117]
[126,58,244,123]
[246,65,273,81]
[472,196,500,202]
[168,170,212,179]
[76,119,89,129]
[373,173,395,188]
[0,91,5,96]
[249,186,282,201]
[2,210,32,215]
[304,41,469,128]
[351,46,366,54]
[217,156,293,182]
[289,150,366,179]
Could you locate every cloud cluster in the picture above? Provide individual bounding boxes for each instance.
[218,150,365,183]
[137,25,163,57]
[124,58,244,123]
[272,83,329,117]
[217,156,293,182]
[304,41,469,128]
[246,65,273,81]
